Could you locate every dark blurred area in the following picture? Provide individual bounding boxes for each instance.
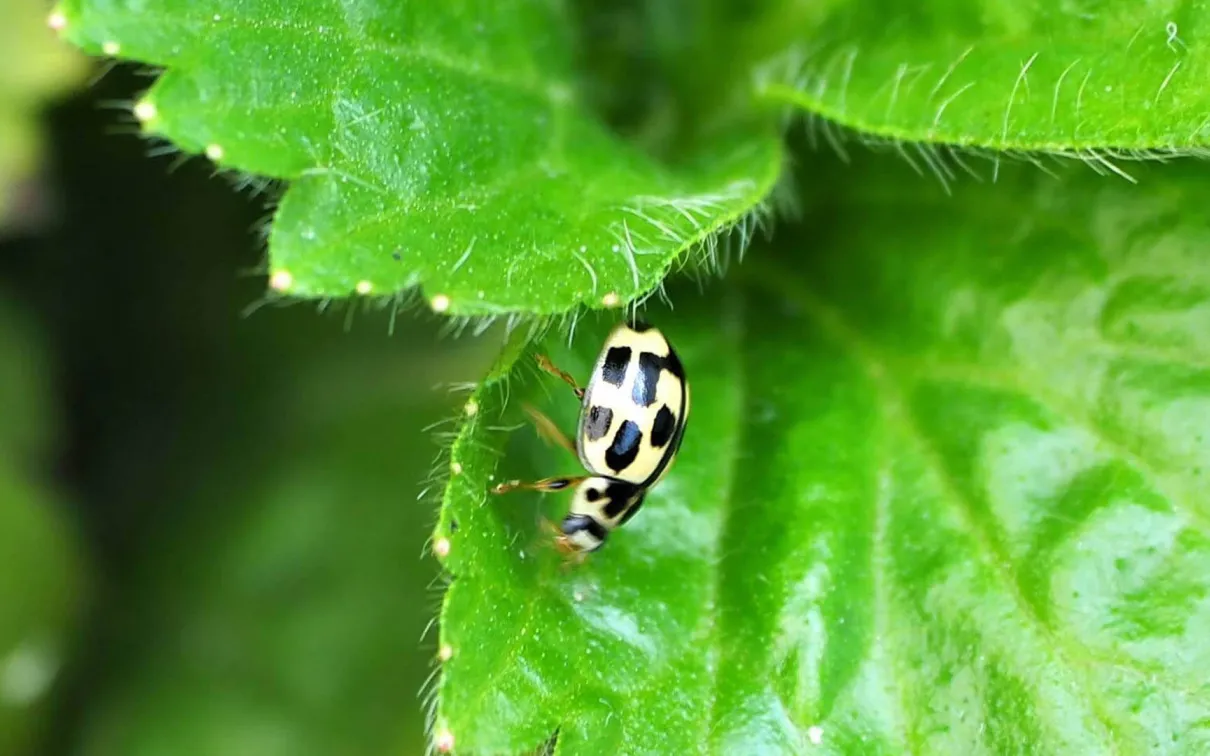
[1,57,495,755]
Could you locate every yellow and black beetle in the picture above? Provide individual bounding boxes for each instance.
[492,319,689,556]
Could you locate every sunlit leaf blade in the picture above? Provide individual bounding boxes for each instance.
[0,303,80,756]
[56,0,782,314]
[434,156,1210,754]
[753,2,1210,152]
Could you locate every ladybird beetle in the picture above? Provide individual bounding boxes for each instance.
[492,319,689,557]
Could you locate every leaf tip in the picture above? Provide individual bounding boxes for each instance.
[433,725,455,754]
[132,99,158,125]
[432,536,451,560]
[268,270,294,292]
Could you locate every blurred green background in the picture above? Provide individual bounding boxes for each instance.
[1,17,496,755]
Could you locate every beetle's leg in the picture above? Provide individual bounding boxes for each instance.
[491,475,587,495]
[535,353,585,401]
[522,403,577,457]
[539,516,565,542]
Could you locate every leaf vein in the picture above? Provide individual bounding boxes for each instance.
[746,262,1125,751]
[870,438,915,753]
[909,360,1210,537]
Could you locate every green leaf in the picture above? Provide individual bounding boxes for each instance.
[55,0,782,314]
[434,156,1210,753]
[0,301,80,756]
[753,2,1210,152]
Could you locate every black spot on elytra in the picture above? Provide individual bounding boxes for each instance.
[633,352,668,406]
[601,346,631,386]
[650,405,676,448]
[663,345,685,379]
[585,405,614,441]
[585,487,602,502]
[605,420,642,473]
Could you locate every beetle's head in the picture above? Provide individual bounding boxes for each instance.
[554,476,613,553]
[554,476,649,555]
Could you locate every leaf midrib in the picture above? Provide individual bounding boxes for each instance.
[703,291,747,755]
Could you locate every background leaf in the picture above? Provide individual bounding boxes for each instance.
[56,0,781,314]
[434,153,1210,754]
[66,307,497,756]
[0,0,85,229]
[752,1,1210,152]
[0,301,80,756]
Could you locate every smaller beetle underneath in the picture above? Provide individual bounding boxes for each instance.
[491,320,689,559]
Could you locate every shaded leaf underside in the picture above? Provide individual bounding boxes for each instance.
[435,156,1210,754]
[754,1,1210,153]
[58,0,781,314]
